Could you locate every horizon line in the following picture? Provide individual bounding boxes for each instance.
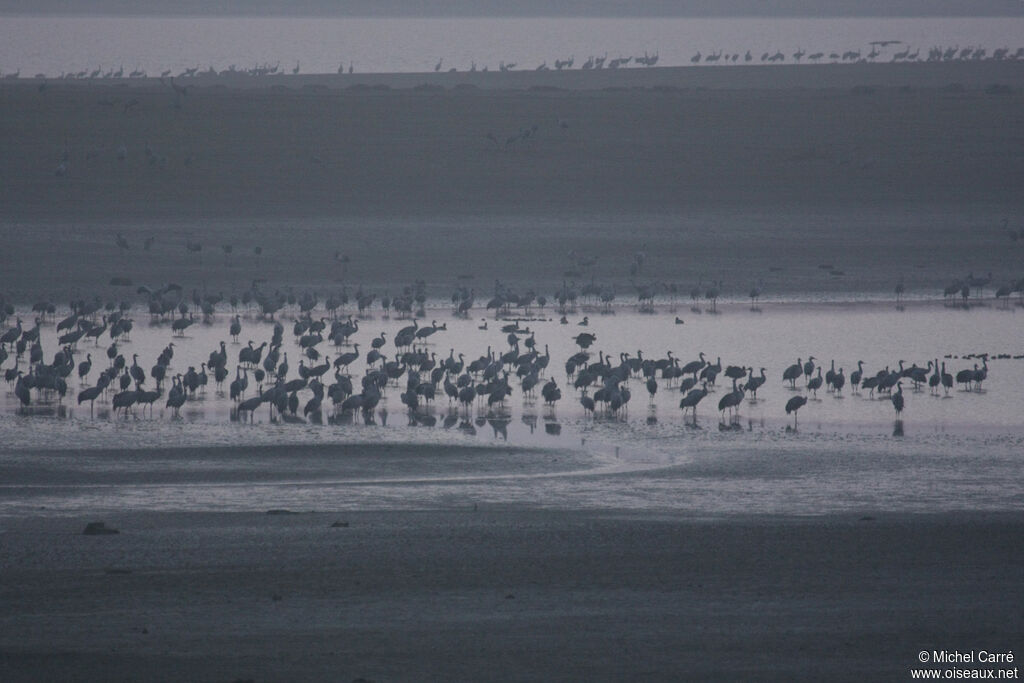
[3,11,1024,18]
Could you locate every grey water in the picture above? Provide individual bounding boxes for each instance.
[2,16,1023,76]
[1,298,1022,517]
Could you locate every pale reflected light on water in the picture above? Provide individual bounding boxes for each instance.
[0,298,1022,516]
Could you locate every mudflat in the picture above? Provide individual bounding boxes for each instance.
[0,61,1021,301]
[3,62,1023,219]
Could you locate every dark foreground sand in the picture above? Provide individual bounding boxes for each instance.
[0,61,1022,301]
[0,510,1020,682]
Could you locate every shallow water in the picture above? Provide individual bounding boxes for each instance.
[3,298,1022,430]
[0,298,1021,516]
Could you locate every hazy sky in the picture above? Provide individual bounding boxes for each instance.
[2,0,1023,16]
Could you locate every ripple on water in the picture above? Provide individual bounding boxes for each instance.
[1,303,1022,516]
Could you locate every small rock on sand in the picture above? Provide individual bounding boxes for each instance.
[83,521,118,535]
[330,521,350,528]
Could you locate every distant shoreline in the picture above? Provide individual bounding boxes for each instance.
[9,59,1024,91]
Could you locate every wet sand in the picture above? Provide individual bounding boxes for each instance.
[0,510,1020,682]
[4,61,1023,221]
[3,60,1023,221]
[0,441,1021,680]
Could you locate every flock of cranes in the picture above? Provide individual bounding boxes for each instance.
[0,278,1004,433]
[1,63,303,82]
[776,355,990,428]
[0,224,1017,431]
[437,52,660,74]
[685,43,1024,66]
[940,271,1024,307]
[8,40,1023,82]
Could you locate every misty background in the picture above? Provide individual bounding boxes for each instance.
[2,0,1023,16]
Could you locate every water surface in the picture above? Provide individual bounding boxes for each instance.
[1,298,1021,517]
